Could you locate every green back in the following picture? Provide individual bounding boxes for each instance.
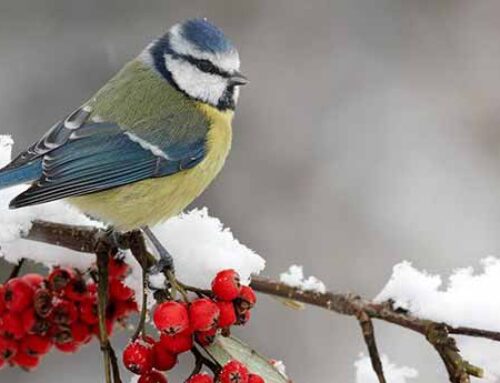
[90,59,210,152]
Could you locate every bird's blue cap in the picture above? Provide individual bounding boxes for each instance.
[180,18,235,54]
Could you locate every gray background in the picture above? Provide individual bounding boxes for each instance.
[1,0,500,382]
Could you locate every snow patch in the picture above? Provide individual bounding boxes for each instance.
[375,258,500,381]
[279,264,326,293]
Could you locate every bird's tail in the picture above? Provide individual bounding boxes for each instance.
[0,159,42,190]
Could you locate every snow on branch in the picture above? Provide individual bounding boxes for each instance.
[7,219,499,383]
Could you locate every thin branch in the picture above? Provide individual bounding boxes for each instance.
[7,258,25,281]
[20,220,499,383]
[447,326,500,341]
[129,232,149,341]
[109,346,123,383]
[356,310,386,383]
[191,346,221,375]
[96,239,113,383]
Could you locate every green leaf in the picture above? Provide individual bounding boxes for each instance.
[205,335,289,383]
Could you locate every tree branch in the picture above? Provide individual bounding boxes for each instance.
[20,220,498,383]
[356,310,386,383]
[95,238,113,383]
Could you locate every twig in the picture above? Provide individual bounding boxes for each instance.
[95,239,113,383]
[356,310,386,383]
[7,258,25,281]
[20,220,500,383]
[129,232,149,341]
[191,346,221,375]
[447,326,500,341]
[109,346,123,383]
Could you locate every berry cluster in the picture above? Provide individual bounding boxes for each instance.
[123,269,258,382]
[0,254,137,370]
[188,360,265,383]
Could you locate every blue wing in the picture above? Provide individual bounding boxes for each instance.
[7,108,206,208]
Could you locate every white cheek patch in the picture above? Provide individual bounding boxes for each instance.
[169,24,240,73]
[165,54,228,106]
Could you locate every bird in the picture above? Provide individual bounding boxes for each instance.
[0,18,248,268]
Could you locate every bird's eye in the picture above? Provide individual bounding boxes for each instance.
[196,59,216,73]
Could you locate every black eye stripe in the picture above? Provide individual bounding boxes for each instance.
[180,54,231,78]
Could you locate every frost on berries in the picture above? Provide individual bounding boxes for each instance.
[123,339,154,375]
[135,268,259,382]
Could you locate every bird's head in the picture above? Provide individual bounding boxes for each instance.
[144,18,247,111]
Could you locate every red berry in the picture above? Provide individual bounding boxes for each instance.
[20,334,52,356]
[51,324,73,344]
[153,301,190,335]
[70,321,92,344]
[189,298,220,332]
[21,308,36,333]
[2,312,26,339]
[80,297,99,325]
[109,279,134,301]
[52,300,78,325]
[64,278,89,302]
[33,288,54,317]
[152,342,177,371]
[159,331,193,354]
[211,270,241,301]
[87,283,97,295]
[220,360,249,383]
[186,373,214,383]
[248,374,265,383]
[138,370,168,383]
[123,339,154,375]
[238,286,256,308]
[0,286,5,315]
[110,300,138,320]
[12,350,40,370]
[55,340,80,353]
[0,335,18,360]
[22,273,45,288]
[216,301,237,328]
[108,255,129,280]
[195,327,217,346]
[48,267,74,292]
[3,278,33,312]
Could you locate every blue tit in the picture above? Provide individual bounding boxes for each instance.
[0,18,248,237]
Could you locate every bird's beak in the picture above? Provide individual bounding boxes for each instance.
[230,71,249,86]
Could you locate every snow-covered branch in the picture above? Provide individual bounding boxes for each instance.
[18,219,500,383]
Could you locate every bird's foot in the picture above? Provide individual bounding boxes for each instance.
[96,226,128,250]
[141,226,189,301]
[141,226,175,273]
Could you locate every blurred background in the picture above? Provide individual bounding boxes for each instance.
[1,0,500,381]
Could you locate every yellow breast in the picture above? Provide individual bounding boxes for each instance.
[67,103,233,230]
